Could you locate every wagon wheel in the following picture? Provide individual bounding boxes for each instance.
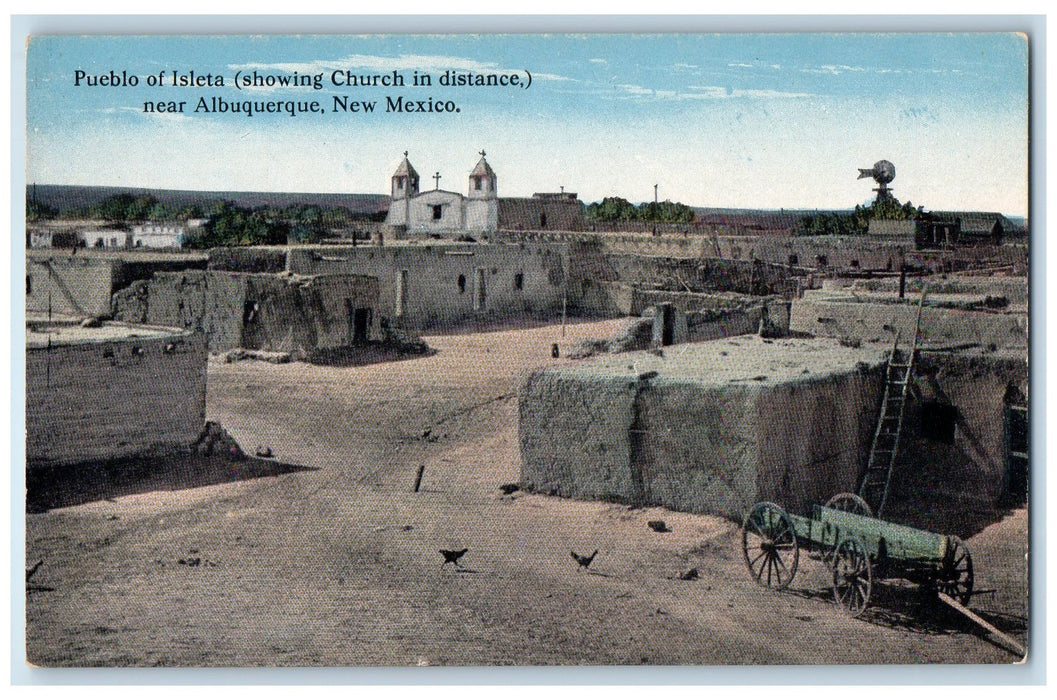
[815,493,874,564]
[824,492,874,518]
[832,536,873,617]
[937,536,974,605]
[742,502,799,591]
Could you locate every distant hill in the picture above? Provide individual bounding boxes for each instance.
[27,184,390,217]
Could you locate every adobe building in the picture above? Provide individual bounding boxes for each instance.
[520,336,888,519]
[788,277,1029,506]
[26,249,209,318]
[26,317,207,469]
[286,241,569,331]
[111,269,381,358]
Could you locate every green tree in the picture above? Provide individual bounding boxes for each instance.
[26,195,57,221]
[586,196,639,221]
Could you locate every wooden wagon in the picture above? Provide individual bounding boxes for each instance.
[741,494,974,617]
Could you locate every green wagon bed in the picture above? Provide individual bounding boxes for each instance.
[742,495,973,617]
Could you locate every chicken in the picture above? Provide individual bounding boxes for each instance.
[571,549,599,570]
[440,548,469,568]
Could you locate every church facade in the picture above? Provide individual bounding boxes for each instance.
[384,151,585,236]
[385,152,498,235]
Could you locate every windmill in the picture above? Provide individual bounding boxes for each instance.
[858,160,896,202]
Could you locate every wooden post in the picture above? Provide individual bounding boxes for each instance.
[937,592,1026,658]
[561,295,567,338]
[412,465,425,493]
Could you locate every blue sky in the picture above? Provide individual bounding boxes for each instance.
[25,33,1029,215]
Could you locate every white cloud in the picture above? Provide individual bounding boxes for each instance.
[728,61,782,70]
[613,83,814,101]
[533,72,575,82]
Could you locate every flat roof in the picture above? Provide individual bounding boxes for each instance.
[26,249,209,263]
[804,289,1028,314]
[552,335,888,387]
[26,319,192,349]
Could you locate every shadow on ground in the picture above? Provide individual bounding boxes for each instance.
[26,452,315,513]
[787,577,1026,654]
[422,313,614,337]
[883,463,1024,540]
[306,343,436,367]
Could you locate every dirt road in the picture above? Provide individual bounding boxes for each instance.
[25,319,1027,666]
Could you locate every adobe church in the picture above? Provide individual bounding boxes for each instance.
[385,151,585,236]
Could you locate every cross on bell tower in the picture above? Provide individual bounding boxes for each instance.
[391,151,419,201]
[433,171,442,190]
[468,150,497,199]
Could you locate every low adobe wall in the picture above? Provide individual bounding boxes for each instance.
[790,290,1028,349]
[845,275,1028,305]
[26,322,207,468]
[520,336,887,519]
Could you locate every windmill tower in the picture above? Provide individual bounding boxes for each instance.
[857,160,896,203]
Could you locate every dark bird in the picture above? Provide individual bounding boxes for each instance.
[440,548,469,568]
[678,567,699,581]
[571,549,599,570]
[647,520,671,533]
[498,483,520,495]
[551,343,560,359]
[26,560,43,582]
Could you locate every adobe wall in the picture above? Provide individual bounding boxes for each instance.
[112,270,380,356]
[207,246,287,273]
[789,290,1028,349]
[26,252,209,318]
[26,324,207,468]
[26,256,118,317]
[497,198,585,232]
[753,236,1030,274]
[520,336,887,519]
[844,275,1028,305]
[241,273,380,355]
[897,350,1029,507]
[491,230,764,260]
[286,243,568,330]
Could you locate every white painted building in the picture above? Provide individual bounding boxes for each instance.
[131,220,205,249]
[385,152,499,235]
[83,229,131,249]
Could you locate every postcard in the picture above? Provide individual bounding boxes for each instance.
[21,30,1030,669]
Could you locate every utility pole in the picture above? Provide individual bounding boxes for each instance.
[653,184,658,236]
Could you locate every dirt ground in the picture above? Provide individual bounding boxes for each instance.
[25,318,1029,667]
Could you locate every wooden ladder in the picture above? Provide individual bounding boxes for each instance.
[859,291,927,516]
